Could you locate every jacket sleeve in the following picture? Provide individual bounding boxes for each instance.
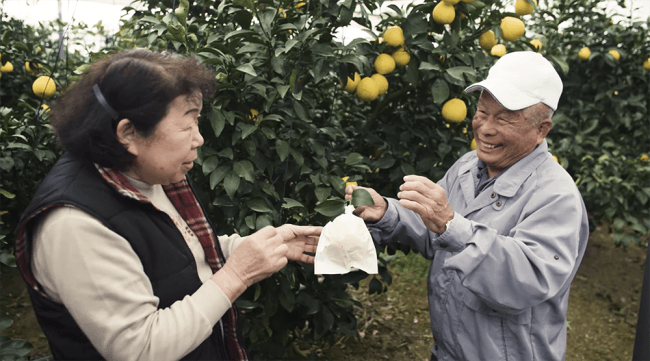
[368,198,441,260]
[439,181,588,314]
[32,207,232,361]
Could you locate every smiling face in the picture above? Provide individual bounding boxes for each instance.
[472,92,552,178]
[120,93,204,185]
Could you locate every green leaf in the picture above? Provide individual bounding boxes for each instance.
[419,61,442,71]
[248,197,274,213]
[209,166,230,190]
[255,214,273,229]
[0,339,33,357]
[238,123,257,139]
[233,160,255,182]
[234,299,261,310]
[315,187,331,203]
[0,315,13,331]
[446,66,475,82]
[275,140,290,161]
[297,292,321,315]
[351,188,374,207]
[282,198,305,209]
[314,199,345,217]
[314,306,335,339]
[368,276,384,294]
[431,79,450,106]
[236,63,257,77]
[345,152,364,165]
[202,156,219,175]
[0,251,16,267]
[0,189,16,199]
[224,170,241,198]
[209,111,226,137]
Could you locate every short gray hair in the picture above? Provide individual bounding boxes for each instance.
[523,103,554,125]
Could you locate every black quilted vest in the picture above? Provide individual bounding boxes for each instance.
[16,152,232,360]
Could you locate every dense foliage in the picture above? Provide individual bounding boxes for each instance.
[1,0,648,358]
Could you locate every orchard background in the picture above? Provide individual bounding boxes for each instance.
[1,0,649,359]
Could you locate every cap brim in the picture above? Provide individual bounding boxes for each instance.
[465,79,540,111]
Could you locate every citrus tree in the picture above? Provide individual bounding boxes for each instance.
[113,0,649,357]
[0,16,113,360]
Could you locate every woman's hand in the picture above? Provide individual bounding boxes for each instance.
[214,226,287,300]
[276,224,321,264]
[213,225,321,302]
[344,185,387,222]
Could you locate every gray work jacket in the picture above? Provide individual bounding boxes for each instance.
[369,140,589,361]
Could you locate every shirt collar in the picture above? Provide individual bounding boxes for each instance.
[457,139,550,197]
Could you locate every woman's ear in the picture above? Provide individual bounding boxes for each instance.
[115,119,139,156]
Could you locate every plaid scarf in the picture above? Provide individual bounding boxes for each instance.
[15,163,248,361]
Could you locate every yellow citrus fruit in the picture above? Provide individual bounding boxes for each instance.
[0,61,14,73]
[491,44,507,57]
[552,155,559,162]
[432,1,455,25]
[479,30,497,51]
[608,49,620,61]
[249,109,262,122]
[371,73,389,96]
[32,76,56,99]
[640,154,649,162]
[530,38,542,51]
[392,49,411,67]
[342,176,358,187]
[383,26,405,47]
[578,47,591,60]
[342,72,361,93]
[442,0,460,4]
[41,104,50,113]
[514,0,536,16]
[470,138,477,150]
[295,1,306,9]
[374,54,396,75]
[643,58,650,70]
[441,98,467,123]
[356,77,379,102]
[500,17,525,42]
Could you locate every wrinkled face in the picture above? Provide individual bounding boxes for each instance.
[128,93,204,185]
[472,92,550,178]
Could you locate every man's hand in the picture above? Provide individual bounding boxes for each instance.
[344,185,387,222]
[276,224,322,264]
[397,175,454,234]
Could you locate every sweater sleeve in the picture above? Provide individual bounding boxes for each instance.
[31,206,232,361]
[217,234,246,260]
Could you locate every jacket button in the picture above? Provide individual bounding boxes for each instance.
[496,201,503,207]
[490,192,496,198]
[477,173,481,179]
[554,255,559,260]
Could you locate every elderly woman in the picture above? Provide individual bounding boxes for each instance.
[15,49,321,361]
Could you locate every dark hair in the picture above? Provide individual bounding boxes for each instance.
[50,49,216,169]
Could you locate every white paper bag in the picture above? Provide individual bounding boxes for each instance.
[314,205,378,274]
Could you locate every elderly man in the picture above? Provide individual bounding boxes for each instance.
[346,52,589,361]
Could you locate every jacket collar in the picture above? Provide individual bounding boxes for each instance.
[457,139,550,198]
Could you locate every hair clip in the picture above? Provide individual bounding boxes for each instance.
[92,84,119,120]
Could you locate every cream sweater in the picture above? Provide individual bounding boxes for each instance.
[31,175,245,361]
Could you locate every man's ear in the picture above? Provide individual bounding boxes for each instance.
[536,118,553,145]
[115,119,139,156]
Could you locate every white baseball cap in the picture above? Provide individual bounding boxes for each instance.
[465,52,563,111]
